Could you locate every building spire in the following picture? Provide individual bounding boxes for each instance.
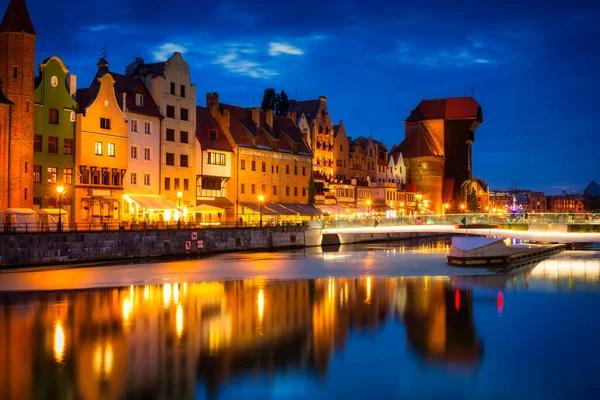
[0,0,36,35]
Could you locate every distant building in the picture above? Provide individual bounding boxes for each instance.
[527,192,546,213]
[0,0,37,210]
[332,121,349,182]
[32,56,78,221]
[548,194,584,213]
[584,181,600,199]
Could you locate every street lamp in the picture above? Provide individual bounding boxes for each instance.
[366,199,371,217]
[177,191,183,228]
[258,195,265,228]
[461,203,466,213]
[56,186,64,232]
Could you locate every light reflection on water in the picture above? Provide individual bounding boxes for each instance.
[0,244,599,399]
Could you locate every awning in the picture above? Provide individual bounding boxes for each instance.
[281,203,323,216]
[82,196,117,205]
[239,202,278,215]
[124,194,177,210]
[215,197,234,209]
[317,205,342,215]
[265,203,296,215]
[188,204,223,213]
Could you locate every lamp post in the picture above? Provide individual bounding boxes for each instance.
[258,195,265,228]
[177,191,183,228]
[56,186,64,232]
[461,204,466,213]
[366,199,371,217]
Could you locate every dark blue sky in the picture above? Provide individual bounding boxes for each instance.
[22,0,600,194]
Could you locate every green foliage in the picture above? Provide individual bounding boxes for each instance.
[468,187,479,212]
[276,90,289,116]
[260,88,277,112]
[308,175,316,205]
[261,88,290,116]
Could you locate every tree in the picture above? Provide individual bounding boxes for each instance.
[260,88,276,112]
[308,176,316,205]
[276,90,289,116]
[468,188,479,212]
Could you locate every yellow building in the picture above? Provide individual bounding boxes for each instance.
[74,63,128,226]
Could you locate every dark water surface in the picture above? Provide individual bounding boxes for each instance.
[1,241,599,399]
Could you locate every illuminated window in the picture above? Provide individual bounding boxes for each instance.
[131,146,138,159]
[208,152,226,166]
[108,143,115,157]
[131,172,137,185]
[33,165,42,183]
[63,138,72,155]
[131,119,138,132]
[136,94,143,106]
[95,142,102,155]
[47,167,57,183]
[144,174,151,186]
[63,168,72,184]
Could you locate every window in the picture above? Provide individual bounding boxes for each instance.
[340,144,343,151]
[208,152,226,166]
[261,162,266,172]
[180,131,188,143]
[144,147,151,160]
[209,130,217,140]
[131,119,138,132]
[47,136,58,153]
[302,187,306,197]
[180,108,188,121]
[166,153,175,166]
[261,184,266,194]
[33,165,42,183]
[144,174,151,186]
[180,85,186,98]
[131,173,137,185]
[70,111,75,122]
[241,160,246,170]
[24,162,27,173]
[108,143,115,157]
[103,170,110,185]
[13,66,17,79]
[251,161,256,171]
[64,168,72,184]
[241,183,245,194]
[184,178,189,191]
[82,169,90,184]
[49,108,59,124]
[34,197,42,206]
[276,166,279,173]
[26,101,29,112]
[273,185,277,195]
[24,188,27,200]
[294,187,298,196]
[166,129,175,141]
[164,177,171,190]
[131,146,138,159]
[180,154,188,167]
[34,135,42,152]
[294,165,298,175]
[271,165,274,173]
[170,82,175,95]
[174,178,180,190]
[286,165,290,174]
[136,94,143,106]
[166,105,175,118]
[251,184,255,194]
[92,170,100,184]
[47,167,57,183]
[100,117,111,129]
[64,138,72,155]
[286,186,290,196]
[144,121,151,134]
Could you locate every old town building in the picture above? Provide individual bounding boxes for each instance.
[74,66,128,225]
[32,57,78,221]
[547,194,585,213]
[0,0,36,211]
[206,93,317,224]
[126,53,197,218]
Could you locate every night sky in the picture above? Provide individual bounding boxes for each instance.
[21,0,600,194]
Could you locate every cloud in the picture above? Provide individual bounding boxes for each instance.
[392,40,495,67]
[87,24,111,32]
[214,45,278,79]
[153,43,188,61]
[268,42,304,56]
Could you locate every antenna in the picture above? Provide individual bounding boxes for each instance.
[370,122,374,138]
[470,88,475,97]
[100,45,108,59]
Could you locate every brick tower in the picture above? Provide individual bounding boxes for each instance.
[0,0,36,210]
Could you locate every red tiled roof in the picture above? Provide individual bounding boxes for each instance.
[219,103,312,156]
[406,97,482,122]
[288,99,321,119]
[196,106,233,152]
[396,123,443,158]
[0,0,36,35]
[75,87,98,109]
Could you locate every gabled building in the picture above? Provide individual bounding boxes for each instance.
[32,56,78,220]
[206,93,316,224]
[125,53,197,219]
[74,68,128,225]
[388,145,406,185]
[0,0,36,211]
[194,104,235,223]
[332,122,349,182]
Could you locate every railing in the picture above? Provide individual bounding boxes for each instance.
[322,213,600,229]
[0,220,309,233]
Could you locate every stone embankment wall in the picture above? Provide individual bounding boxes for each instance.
[0,227,310,267]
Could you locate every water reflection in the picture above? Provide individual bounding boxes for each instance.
[0,277,482,399]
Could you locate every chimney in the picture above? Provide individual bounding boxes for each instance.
[265,109,273,128]
[289,110,297,121]
[251,107,260,126]
[319,96,327,103]
[206,92,219,108]
[222,109,231,129]
[66,74,77,96]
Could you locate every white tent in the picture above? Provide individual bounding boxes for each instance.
[37,208,70,231]
[1,208,38,232]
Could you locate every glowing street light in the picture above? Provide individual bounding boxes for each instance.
[56,186,64,232]
[461,204,466,213]
[366,199,371,217]
[258,195,265,228]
